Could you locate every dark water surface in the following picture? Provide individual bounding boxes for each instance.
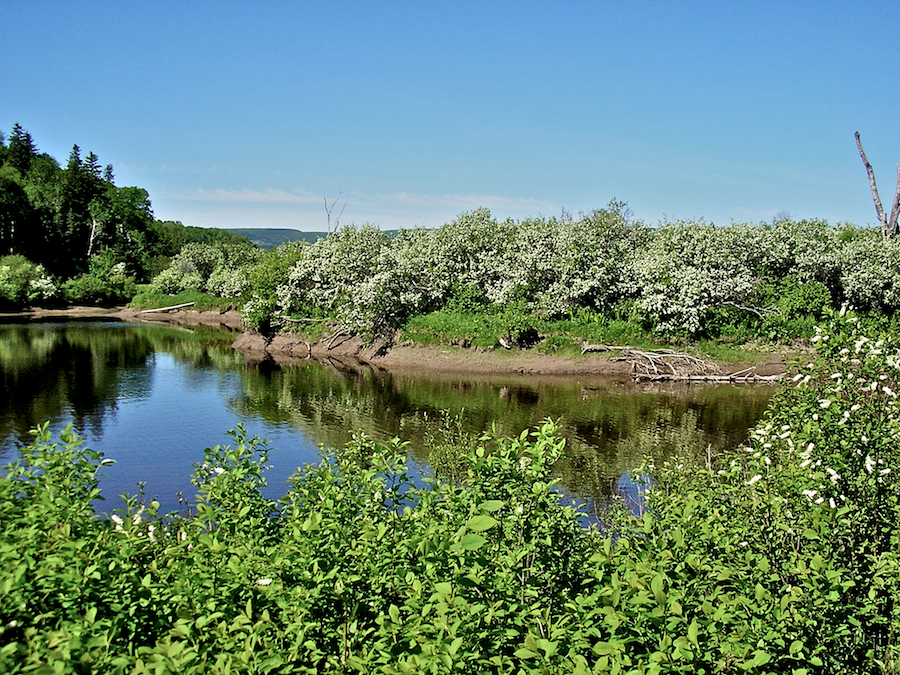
[0,321,777,515]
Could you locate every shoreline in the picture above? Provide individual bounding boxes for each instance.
[2,306,791,379]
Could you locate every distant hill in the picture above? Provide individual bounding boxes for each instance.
[226,229,327,249]
[227,228,403,249]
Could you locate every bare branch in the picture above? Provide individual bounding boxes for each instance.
[856,131,890,237]
[889,164,900,238]
[324,192,349,235]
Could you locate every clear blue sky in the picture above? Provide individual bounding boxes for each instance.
[3,1,899,231]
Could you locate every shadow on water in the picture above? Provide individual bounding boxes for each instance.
[0,321,777,516]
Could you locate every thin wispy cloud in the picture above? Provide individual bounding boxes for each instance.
[169,188,322,205]
[169,187,556,215]
[386,192,554,213]
[154,186,562,230]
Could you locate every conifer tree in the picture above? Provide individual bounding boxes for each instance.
[7,123,37,175]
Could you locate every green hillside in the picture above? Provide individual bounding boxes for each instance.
[225,229,327,249]
[227,228,403,249]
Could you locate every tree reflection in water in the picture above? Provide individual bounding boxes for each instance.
[0,321,775,515]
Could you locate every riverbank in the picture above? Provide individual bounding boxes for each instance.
[0,306,129,321]
[231,328,791,378]
[111,307,244,331]
[0,306,793,377]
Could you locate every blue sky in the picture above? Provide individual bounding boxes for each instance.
[3,1,899,231]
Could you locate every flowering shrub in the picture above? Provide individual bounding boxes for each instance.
[240,241,308,333]
[838,234,900,312]
[0,254,58,309]
[276,224,389,331]
[149,209,900,341]
[149,243,261,295]
[586,310,900,672]
[625,222,758,334]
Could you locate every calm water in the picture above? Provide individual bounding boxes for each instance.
[0,320,776,515]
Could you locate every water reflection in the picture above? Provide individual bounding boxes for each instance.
[0,322,776,515]
[232,361,775,511]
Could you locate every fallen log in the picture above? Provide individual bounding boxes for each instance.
[581,342,630,354]
[140,301,196,313]
[634,370,785,383]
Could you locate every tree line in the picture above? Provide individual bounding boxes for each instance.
[0,124,247,307]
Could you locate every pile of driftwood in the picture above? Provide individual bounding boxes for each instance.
[581,342,783,382]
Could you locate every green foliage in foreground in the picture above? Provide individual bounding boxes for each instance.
[2,312,900,673]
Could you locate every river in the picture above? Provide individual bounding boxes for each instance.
[0,320,776,517]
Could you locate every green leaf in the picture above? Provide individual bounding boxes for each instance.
[466,514,499,532]
[754,583,767,601]
[459,533,487,551]
[435,582,453,596]
[480,500,505,512]
[514,648,538,659]
[687,619,699,647]
[749,649,771,666]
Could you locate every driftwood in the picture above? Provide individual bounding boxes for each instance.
[611,348,720,378]
[140,301,195,313]
[634,367,785,383]
[584,342,785,382]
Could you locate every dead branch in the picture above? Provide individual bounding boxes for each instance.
[856,131,900,238]
[611,348,720,378]
[324,192,348,235]
[634,371,785,383]
[581,341,632,354]
[890,164,900,238]
[141,301,196,313]
[326,328,350,350]
[719,301,779,318]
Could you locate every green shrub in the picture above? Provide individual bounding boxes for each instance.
[592,309,900,672]
[241,241,307,333]
[3,315,900,672]
[149,242,261,296]
[63,252,137,305]
[0,254,58,309]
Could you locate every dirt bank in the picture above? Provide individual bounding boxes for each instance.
[1,307,788,378]
[0,306,129,321]
[231,331,789,378]
[111,308,244,331]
